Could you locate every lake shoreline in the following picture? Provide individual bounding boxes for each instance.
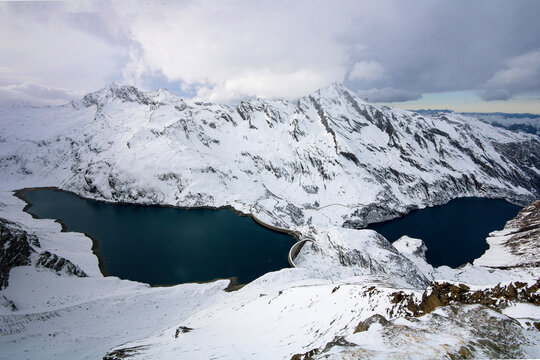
[368,196,522,268]
[13,186,300,288]
[14,188,111,278]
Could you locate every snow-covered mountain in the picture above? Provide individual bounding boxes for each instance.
[0,83,539,359]
[0,83,538,230]
[416,109,540,136]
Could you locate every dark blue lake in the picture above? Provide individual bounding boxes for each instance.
[368,197,522,268]
[19,189,296,286]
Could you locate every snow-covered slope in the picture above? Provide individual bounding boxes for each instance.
[475,200,540,269]
[0,191,537,360]
[0,83,539,359]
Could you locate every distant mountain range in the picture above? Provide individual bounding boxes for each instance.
[414,109,540,136]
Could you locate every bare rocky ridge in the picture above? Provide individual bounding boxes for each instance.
[390,280,539,316]
[289,280,540,359]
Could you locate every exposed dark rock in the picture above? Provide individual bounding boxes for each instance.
[1,295,17,311]
[298,300,534,359]
[174,326,193,338]
[285,203,305,225]
[390,280,540,317]
[308,95,339,152]
[0,219,38,289]
[354,314,390,333]
[302,185,319,194]
[103,345,150,360]
[339,151,360,165]
[36,251,87,278]
[83,84,152,107]
[290,349,319,360]
[0,217,87,289]
[290,336,356,360]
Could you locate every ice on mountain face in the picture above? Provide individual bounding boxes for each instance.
[0,83,539,359]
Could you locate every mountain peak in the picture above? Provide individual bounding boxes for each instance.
[318,82,351,94]
[82,83,151,107]
[310,82,365,103]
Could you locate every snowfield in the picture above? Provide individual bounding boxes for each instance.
[0,83,538,359]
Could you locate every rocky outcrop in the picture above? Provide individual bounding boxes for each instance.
[290,280,540,360]
[390,280,539,317]
[0,219,38,289]
[36,251,87,277]
[0,218,86,289]
[294,304,534,360]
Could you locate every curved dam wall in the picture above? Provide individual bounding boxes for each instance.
[288,239,312,268]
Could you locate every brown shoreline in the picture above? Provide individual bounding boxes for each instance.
[13,186,301,289]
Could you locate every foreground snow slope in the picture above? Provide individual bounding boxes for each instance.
[0,83,539,359]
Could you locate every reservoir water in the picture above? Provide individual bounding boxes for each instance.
[19,189,296,286]
[368,197,521,268]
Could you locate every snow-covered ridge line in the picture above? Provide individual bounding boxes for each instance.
[0,82,538,232]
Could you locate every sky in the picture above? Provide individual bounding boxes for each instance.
[1,0,539,113]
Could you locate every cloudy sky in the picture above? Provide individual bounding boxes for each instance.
[1,0,539,113]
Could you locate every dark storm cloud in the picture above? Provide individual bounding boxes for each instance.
[343,1,540,100]
[478,50,540,101]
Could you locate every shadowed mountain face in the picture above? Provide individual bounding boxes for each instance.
[1,83,539,231]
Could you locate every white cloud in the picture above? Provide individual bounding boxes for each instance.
[348,61,385,82]
[357,87,422,103]
[1,1,540,108]
[479,50,540,101]
[0,2,126,105]
[195,68,344,103]
[0,83,82,106]
[116,0,353,102]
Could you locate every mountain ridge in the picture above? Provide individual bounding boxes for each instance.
[1,82,539,232]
